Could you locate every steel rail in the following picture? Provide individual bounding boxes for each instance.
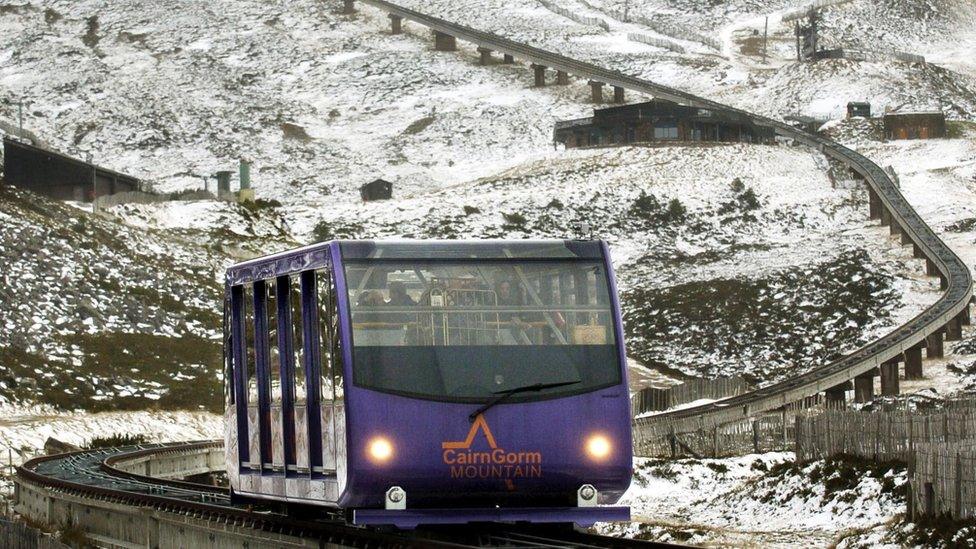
[355,0,973,434]
[17,444,680,548]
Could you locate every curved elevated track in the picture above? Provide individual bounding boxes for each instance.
[354,0,973,444]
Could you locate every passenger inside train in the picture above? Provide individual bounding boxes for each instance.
[343,258,620,400]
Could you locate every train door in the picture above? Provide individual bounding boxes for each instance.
[287,274,310,477]
[265,278,286,473]
[314,267,347,487]
[231,283,262,473]
[312,269,338,478]
[252,280,274,472]
[229,285,251,473]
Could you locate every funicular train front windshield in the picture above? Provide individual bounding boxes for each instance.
[342,244,621,402]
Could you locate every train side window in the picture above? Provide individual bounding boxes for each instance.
[267,278,282,404]
[329,271,344,400]
[243,284,257,402]
[290,275,306,403]
[317,269,334,403]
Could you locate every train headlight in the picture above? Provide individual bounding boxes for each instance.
[585,434,612,460]
[368,437,394,463]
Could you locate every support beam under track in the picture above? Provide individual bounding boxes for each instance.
[880,359,900,396]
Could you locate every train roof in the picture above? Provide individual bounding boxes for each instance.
[338,239,605,260]
[225,239,606,284]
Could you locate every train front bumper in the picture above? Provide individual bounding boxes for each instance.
[351,505,630,529]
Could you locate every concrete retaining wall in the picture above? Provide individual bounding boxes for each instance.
[94,189,219,209]
[16,479,325,548]
[14,442,334,548]
[109,445,224,480]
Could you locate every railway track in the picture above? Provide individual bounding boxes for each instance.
[16,442,680,548]
[355,0,974,438]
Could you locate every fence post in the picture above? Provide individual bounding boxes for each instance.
[908,410,914,460]
[825,409,832,457]
[908,448,916,521]
[669,425,676,458]
[712,426,719,457]
[781,408,787,451]
[752,419,760,453]
[955,453,963,518]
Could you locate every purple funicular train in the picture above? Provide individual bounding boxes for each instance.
[223,240,632,528]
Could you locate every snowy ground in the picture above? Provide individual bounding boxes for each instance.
[0,407,221,466]
[598,453,908,547]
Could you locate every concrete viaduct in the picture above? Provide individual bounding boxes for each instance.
[340,0,974,447]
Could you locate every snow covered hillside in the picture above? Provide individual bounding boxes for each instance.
[2,0,974,404]
[2,0,976,545]
[0,186,228,411]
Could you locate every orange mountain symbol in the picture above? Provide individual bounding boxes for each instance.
[442,414,498,450]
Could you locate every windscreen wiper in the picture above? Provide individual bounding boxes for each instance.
[468,380,582,422]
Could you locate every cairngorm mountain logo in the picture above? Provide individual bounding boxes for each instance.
[441,415,542,480]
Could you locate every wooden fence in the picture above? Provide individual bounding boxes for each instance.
[93,189,219,209]
[627,33,686,53]
[911,440,976,520]
[794,401,976,462]
[0,519,69,549]
[633,401,815,458]
[537,0,610,31]
[632,376,749,417]
[792,400,976,519]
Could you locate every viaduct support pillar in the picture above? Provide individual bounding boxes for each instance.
[477,47,492,65]
[825,381,852,408]
[901,231,913,246]
[926,332,944,359]
[434,31,457,52]
[342,0,355,14]
[868,187,882,220]
[531,64,547,87]
[880,207,891,227]
[904,345,924,380]
[890,221,901,238]
[589,80,605,103]
[880,359,900,396]
[389,14,402,34]
[854,370,876,403]
[613,85,625,104]
[926,258,939,276]
[946,316,963,341]
[503,53,514,64]
[556,70,569,85]
[913,244,925,259]
[960,304,971,326]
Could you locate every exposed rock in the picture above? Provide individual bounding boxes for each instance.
[44,437,80,455]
